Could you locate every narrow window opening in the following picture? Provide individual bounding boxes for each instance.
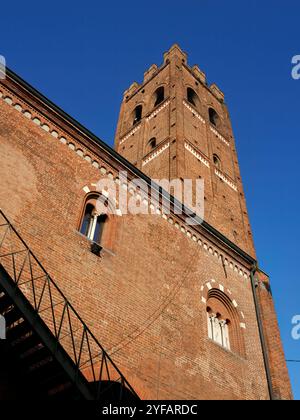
[93,214,108,244]
[187,87,200,109]
[213,154,221,169]
[80,198,108,246]
[133,105,142,125]
[154,87,164,107]
[80,203,94,237]
[148,137,157,151]
[209,107,219,127]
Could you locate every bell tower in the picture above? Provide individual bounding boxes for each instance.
[114,44,255,257]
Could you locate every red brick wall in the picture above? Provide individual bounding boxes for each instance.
[256,271,293,400]
[0,69,291,400]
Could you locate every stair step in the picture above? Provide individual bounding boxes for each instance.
[4,307,23,327]
[26,358,60,382]
[20,345,50,368]
[11,332,40,355]
[47,381,73,398]
[6,320,31,341]
[0,293,12,313]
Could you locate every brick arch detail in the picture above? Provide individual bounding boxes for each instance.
[200,280,246,329]
[201,280,246,357]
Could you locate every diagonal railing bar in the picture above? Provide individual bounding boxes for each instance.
[85,329,97,383]
[12,252,17,286]
[16,250,30,285]
[47,275,58,338]
[57,301,68,341]
[36,299,65,316]
[66,304,79,367]
[28,253,38,310]
[0,209,139,400]
[17,274,49,286]
[76,326,87,369]
[0,249,27,259]
[104,353,111,382]
[56,326,83,344]
[96,351,106,398]
[35,277,48,313]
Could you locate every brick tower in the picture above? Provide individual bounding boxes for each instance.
[115,44,254,256]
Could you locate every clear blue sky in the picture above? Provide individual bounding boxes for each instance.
[1,0,299,399]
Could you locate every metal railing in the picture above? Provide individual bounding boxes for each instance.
[0,209,139,400]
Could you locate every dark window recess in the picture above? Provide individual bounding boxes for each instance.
[154,86,165,107]
[94,214,108,244]
[209,108,219,126]
[148,137,156,149]
[133,105,142,125]
[80,203,94,237]
[80,200,108,246]
[187,87,200,108]
[213,154,221,169]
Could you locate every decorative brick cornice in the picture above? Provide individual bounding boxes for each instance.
[142,141,170,166]
[183,100,206,124]
[215,169,238,191]
[210,126,230,146]
[119,123,141,145]
[184,142,210,167]
[146,99,170,121]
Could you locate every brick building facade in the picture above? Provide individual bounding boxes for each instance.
[0,45,292,400]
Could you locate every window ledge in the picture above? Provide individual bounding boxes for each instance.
[75,231,116,257]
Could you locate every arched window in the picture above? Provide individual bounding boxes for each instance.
[133,105,142,125]
[147,137,157,152]
[206,289,245,356]
[213,154,221,169]
[80,195,108,245]
[209,107,219,127]
[187,87,200,109]
[153,86,164,107]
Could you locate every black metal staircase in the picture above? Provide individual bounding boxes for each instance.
[0,209,139,401]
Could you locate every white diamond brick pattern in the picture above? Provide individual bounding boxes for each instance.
[146,99,170,121]
[210,126,230,146]
[215,169,237,191]
[183,100,206,124]
[184,142,210,167]
[142,142,170,166]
